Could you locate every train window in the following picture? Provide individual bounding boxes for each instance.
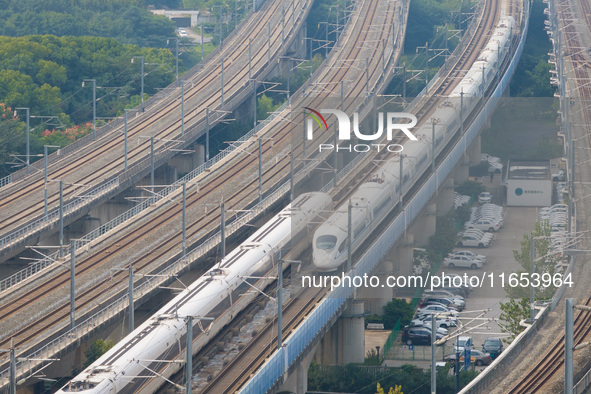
[316,235,337,250]
[338,239,348,253]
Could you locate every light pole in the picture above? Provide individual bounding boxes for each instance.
[82,79,96,139]
[43,145,60,219]
[131,57,145,112]
[14,107,30,174]
[167,38,180,85]
[123,109,137,171]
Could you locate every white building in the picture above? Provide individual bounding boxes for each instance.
[506,160,552,207]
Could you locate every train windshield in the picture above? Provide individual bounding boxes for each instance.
[316,235,337,250]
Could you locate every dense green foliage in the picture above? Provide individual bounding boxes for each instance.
[455,180,485,197]
[0,35,177,176]
[308,363,478,393]
[0,0,176,47]
[0,35,176,123]
[365,299,414,330]
[386,0,467,96]
[510,0,553,96]
[83,339,114,368]
[426,210,464,264]
[499,298,530,342]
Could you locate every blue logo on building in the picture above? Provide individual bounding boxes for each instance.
[515,188,523,196]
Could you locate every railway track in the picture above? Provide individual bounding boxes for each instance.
[0,0,309,241]
[505,0,591,391]
[179,0,506,391]
[0,0,400,381]
[507,298,591,393]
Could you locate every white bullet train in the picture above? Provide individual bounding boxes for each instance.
[57,192,332,394]
[313,17,515,271]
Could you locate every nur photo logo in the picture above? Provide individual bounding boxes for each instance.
[304,107,418,153]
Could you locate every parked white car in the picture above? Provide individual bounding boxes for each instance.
[417,304,459,317]
[466,218,503,232]
[478,192,492,204]
[450,250,486,263]
[457,231,493,248]
[443,255,484,269]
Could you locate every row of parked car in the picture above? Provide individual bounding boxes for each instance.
[454,192,472,210]
[402,275,472,345]
[456,203,504,248]
[539,203,568,258]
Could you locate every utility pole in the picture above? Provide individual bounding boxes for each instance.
[181,80,185,135]
[182,182,187,258]
[150,137,155,188]
[59,180,64,257]
[129,264,134,332]
[253,80,257,129]
[221,57,225,106]
[289,150,294,202]
[399,155,404,206]
[201,23,204,61]
[431,120,436,173]
[221,200,226,260]
[9,338,15,394]
[82,79,97,138]
[186,316,193,394]
[258,138,263,203]
[277,259,283,349]
[431,315,436,394]
[206,108,210,164]
[565,298,574,394]
[402,63,407,101]
[15,107,30,173]
[530,234,535,321]
[70,242,75,330]
[124,109,130,170]
[175,38,179,85]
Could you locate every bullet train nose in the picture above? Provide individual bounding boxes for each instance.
[312,249,340,272]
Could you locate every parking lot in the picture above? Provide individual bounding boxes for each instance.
[386,205,539,368]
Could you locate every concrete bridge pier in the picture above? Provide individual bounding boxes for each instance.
[313,301,365,365]
[468,134,482,166]
[168,143,205,176]
[357,259,394,315]
[410,203,436,246]
[278,344,317,394]
[453,154,470,185]
[393,233,414,277]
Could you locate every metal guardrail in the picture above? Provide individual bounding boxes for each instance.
[0,177,119,252]
[0,175,10,189]
[0,0,275,189]
[0,79,384,386]
[0,0,312,258]
[0,98,293,294]
[0,179,292,389]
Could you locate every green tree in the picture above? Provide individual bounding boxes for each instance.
[505,220,557,299]
[382,298,414,329]
[84,339,115,368]
[499,298,530,342]
[455,180,485,197]
[256,94,279,120]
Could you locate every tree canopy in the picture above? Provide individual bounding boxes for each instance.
[0,0,176,48]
